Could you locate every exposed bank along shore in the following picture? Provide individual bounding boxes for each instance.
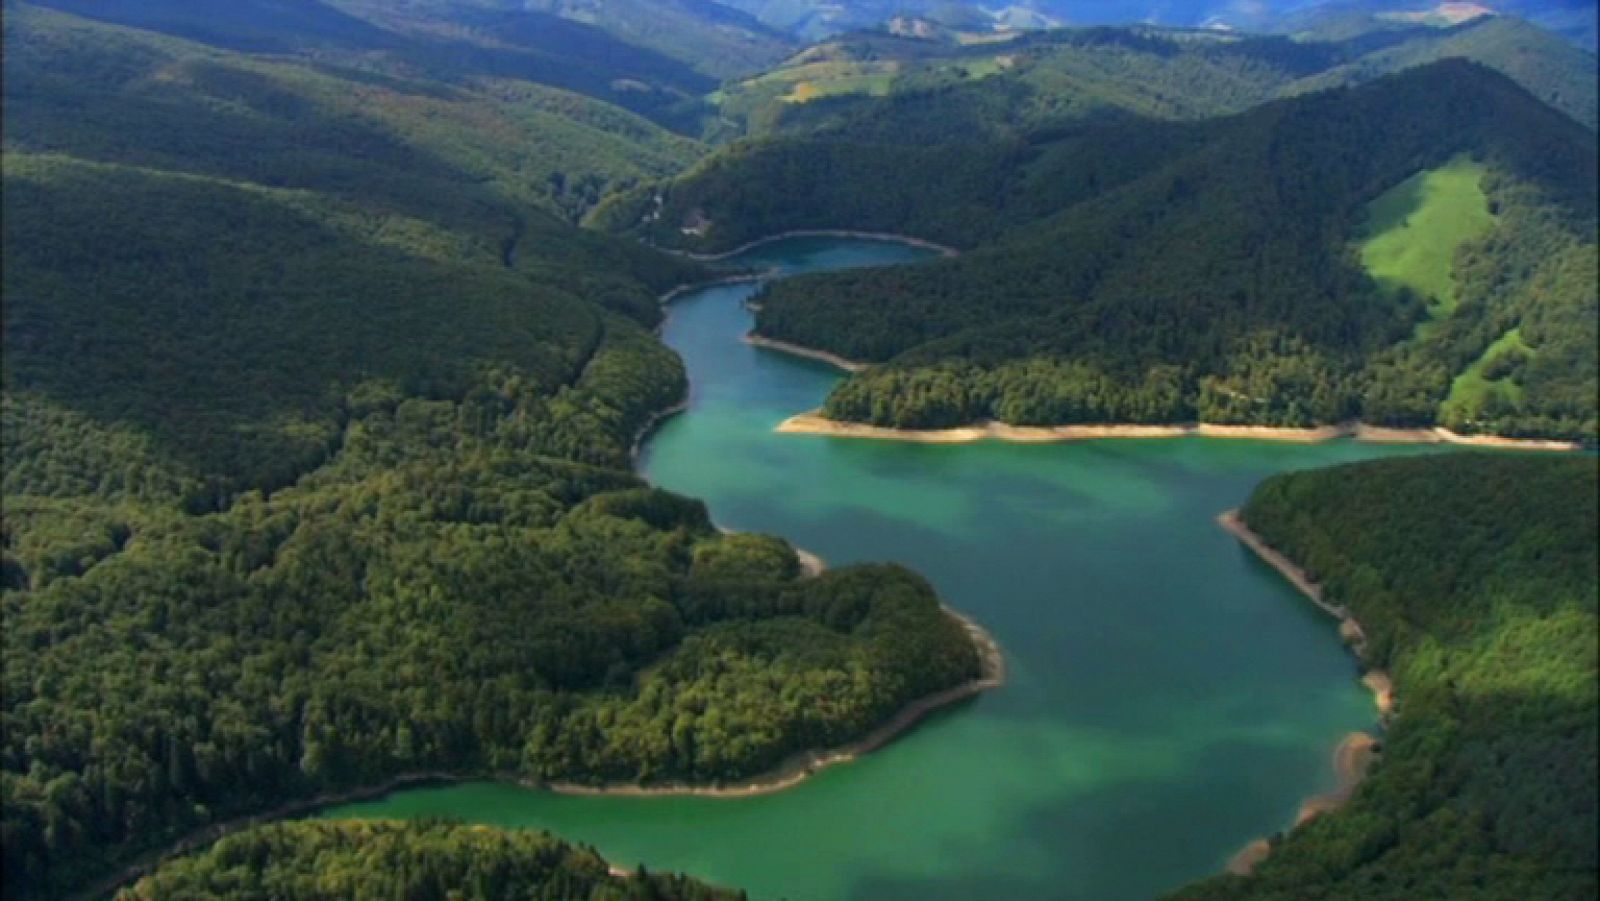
[658,271,772,305]
[707,234,1576,452]
[773,410,1582,451]
[666,229,960,262]
[745,334,869,372]
[743,325,1578,452]
[551,526,1002,802]
[1216,510,1394,876]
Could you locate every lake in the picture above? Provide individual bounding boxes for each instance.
[326,236,1442,899]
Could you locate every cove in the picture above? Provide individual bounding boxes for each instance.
[325,236,1445,900]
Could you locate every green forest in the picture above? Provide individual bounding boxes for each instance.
[702,16,1596,139]
[599,14,1596,237]
[1,5,979,897]
[24,0,792,132]
[1174,454,1598,900]
[5,1,1598,897]
[116,820,743,900]
[610,60,1597,442]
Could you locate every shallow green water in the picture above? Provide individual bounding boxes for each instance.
[328,237,1443,900]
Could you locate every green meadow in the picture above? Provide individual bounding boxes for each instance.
[1359,154,1496,320]
[1441,326,1533,423]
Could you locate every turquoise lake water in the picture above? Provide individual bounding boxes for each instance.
[328,237,1444,899]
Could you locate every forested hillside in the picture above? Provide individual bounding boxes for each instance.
[5,2,708,225]
[24,0,792,132]
[118,820,743,899]
[1174,454,1597,899]
[598,21,1594,243]
[1286,14,1598,125]
[696,16,1594,142]
[0,5,980,897]
[507,0,794,78]
[606,61,1597,442]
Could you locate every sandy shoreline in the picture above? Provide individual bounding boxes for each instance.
[546,603,1005,799]
[794,546,827,577]
[1217,510,1392,875]
[776,411,1582,451]
[745,333,869,372]
[1224,731,1382,875]
[667,229,960,262]
[1294,732,1381,826]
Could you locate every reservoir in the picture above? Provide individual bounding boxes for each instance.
[327,236,1440,899]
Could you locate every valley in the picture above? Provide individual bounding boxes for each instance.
[1,2,1595,899]
[324,236,1445,899]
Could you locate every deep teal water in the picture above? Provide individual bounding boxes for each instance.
[329,237,1444,899]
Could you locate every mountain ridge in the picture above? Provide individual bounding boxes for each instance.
[611,60,1596,442]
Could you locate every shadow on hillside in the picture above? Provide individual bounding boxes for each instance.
[2,163,605,504]
[26,0,714,128]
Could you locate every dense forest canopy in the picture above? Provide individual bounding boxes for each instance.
[1174,454,1598,899]
[607,60,1597,442]
[0,4,980,897]
[116,820,744,899]
[4,2,709,226]
[5,1,1597,897]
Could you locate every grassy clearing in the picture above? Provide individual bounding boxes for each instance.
[783,68,896,103]
[936,56,1008,79]
[711,61,898,113]
[1358,154,1495,321]
[1440,327,1532,423]
[716,53,1008,119]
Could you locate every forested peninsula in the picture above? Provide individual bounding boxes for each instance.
[0,6,986,897]
[616,60,1598,444]
[114,820,743,900]
[1175,454,1597,899]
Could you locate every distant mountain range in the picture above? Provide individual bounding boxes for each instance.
[702,11,1596,138]
[715,0,1596,47]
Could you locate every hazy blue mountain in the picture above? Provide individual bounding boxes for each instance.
[717,0,1596,48]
